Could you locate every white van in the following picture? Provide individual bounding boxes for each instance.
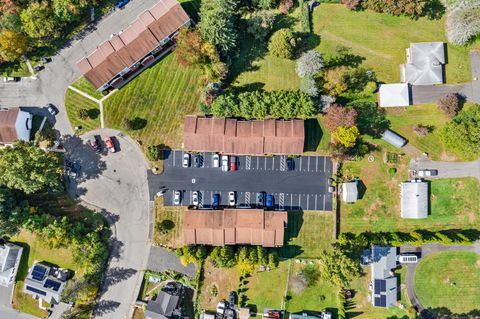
[398,254,418,263]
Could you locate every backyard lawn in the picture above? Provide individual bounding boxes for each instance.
[103,54,202,150]
[154,198,185,248]
[340,151,480,233]
[201,259,240,311]
[65,88,101,134]
[281,211,334,259]
[414,252,480,314]
[71,76,103,100]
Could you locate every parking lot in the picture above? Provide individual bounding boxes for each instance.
[148,150,333,211]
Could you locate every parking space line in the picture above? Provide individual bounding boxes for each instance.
[306,195,309,210]
[307,157,310,172]
[272,157,275,171]
[290,194,293,208]
[299,157,302,171]
[323,194,326,210]
[315,195,318,211]
[316,156,319,172]
[173,151,176,167]
[323,156,326,172]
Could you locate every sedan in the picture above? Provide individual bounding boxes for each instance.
[174,191,181,205]
[230,156,237,171]
[46,103,59,116]
[228,191,236,206]
[88,138,101,153]
[183,153,190,168]
[116,0,129,8]
[212,154,220,167]
[286,157,294,171]
[192,191,199,206]
[194,154,203,168]
[221,155,229,172]
[212,193,220,209]
[3,77,20,82]
[104,136,116,153]
[257,192,265,207]
[266,194,274,208]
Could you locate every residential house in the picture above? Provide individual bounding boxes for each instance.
[342,181,358,203]
[370,246,398,308]
[23,262,69,304]
[289,312,332,319]
[146,282,184,319]
[0,108,32,146]
[400,180,428,219]
[0,242,23,287]
[77,0,191,92]
[378,83,411,107]
[400,42,445,85]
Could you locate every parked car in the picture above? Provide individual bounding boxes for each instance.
[226,309,235,319]
[174,191,181,205]
[229,291,235,308]
[216,300,226,315]
[183,153,190,168]
[68,163,81,179]
[34,65,44,72]
[192,191,199,206]
[286,157,294,171]
[3,77,20,82]
[418,169,438,177]
[46,103,58,116]
[257,192,265,207]
[88,137,101,153]
[328,186,335,193]
[40,57,51,64]
[230,156,237,171]
[266,194,274,208]
[194,154,203,168]
[228,191,236,206]
[115,0,129,8]
[212,154,220,167]
[221,155,229,172]
[212,193,220,209]
[104,136,116,153]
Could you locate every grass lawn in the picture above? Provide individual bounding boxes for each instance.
[71,76,103,100]
[340,149,480,233]
[414,252,480,314]
[281,211,334,259]
[304,117,331,154]
[65,88,101,134]
[201,259,240,311]
[103,54,202,150]
[12,283,49,318]
[347,266,411,319]
[153,197,185,248]
[245,260,290,315]
[286,261,338,314]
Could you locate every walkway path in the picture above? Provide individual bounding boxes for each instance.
[404,242,480,314]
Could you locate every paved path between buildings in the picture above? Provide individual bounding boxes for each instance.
[147,246,197,277]
[410,156,480,181]
[404,242,480,315]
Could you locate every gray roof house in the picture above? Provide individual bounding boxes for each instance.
[146,282,184,319]
[23,262,67,304]
[0,242,23,287]
[342,181,358,203]
[378,83,411,107]
[371,246,398,308]
[400,180,428,219]
[289,312,332,319]
[400,42,445,85]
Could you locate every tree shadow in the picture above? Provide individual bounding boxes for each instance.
[130,117,147,130]
[102,267,137,291]
[357,180,367,200]
[87,108,100,120]
[100,209,120,226]
[295,33,321,58]
[304,119,322,152]
[279,211,304,258]
[325,46,366,69]
[231,82,265,94]
[92,300,121,316]
[108,237,124,261]
[156,144,172,160]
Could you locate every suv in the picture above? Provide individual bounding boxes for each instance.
[221,155,229,172]
[46,103,59,116]
[257,192,265,207]
[212,193,220,209]
[174,191,181,205]
[194,154,203,168]
[230,156,237,171]
[418,169,438,177]
[266,194,274,208]
[212,154,220,167]
[286,157,294,171]
[104,136,116,153]
[228,191,236,206]
[183,153,190,167]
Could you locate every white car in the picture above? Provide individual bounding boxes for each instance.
[174,191,181,205]
[221,155,229,172]
[228,191,236,206]
[418,169,438,177]
[212,154,220,167]
[216,300,226,315]
[192,191,199,206]
[183,153,190,168]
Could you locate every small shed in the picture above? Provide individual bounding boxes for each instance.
[342,181,358,203]
[381,129,407,148]
[400,180,428,219]
[378,83,411,107]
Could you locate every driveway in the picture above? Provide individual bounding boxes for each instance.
[410,156,480,181]
[66,128,150,319]
[147,247,197,278]
[0,306,40,319]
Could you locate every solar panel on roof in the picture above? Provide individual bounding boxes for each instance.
[26,285,47,296]
[380,295,386,307]
[374,296,382,307]
[31,265,47,281]
[380,279,386,292]
[374,279,382,294]
[44,279,61,291]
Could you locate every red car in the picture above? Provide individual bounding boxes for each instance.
[104,136,116,153]
[230,156,237,171]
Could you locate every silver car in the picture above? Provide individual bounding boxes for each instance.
[183,153,190,168]
[174,191,181,205]
[192,191,199,206]
[221,155,229,172]
[228,191,236,206]
[212,154,220,167]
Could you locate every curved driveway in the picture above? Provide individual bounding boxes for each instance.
[66,128,151,319]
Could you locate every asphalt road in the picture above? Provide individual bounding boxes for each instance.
[0,306,40,319]
[149,151,333,211]
[147,247,197,277]
[66,128,150,319]
[410,156,480,181]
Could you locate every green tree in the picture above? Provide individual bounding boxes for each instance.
[41,216,69,248]
[211,246,236,267]
[20,1,61,42]
[246,10,276,41]
[0,141,63,194]
[257,246,268,265]
[0,29,27,62]
[268,28,296,59]
[268,250,279,268]
[332,126,360,148]
[52,0,89,22]
[318,244,361,287]
[0,186,28,236]
[0,13,23,33]
[146,145,162,161]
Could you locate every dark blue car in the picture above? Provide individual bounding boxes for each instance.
[266,194,274,208]
[116,0,129,9]
[212,193,220,209]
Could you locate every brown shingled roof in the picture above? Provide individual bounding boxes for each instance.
[183,209,287,247]
[76,0,190,89]
[0,108,19,144]
[184,116,305,155]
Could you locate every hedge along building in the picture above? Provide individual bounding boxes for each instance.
[76,0,190,92]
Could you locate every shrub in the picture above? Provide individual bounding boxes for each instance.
[296,50,324,78]
[388,167,397,176]
[332,126,360,148]
[268,28,296,59]
[440,106,480,159]
[146,145,161,161]
[437,93,461,118]
[156,219,175,234]
[299,0,311,33]
[360,0,431,19]
[323,66,349,96]
[246,10,277,41]
[413,124,429,137]
[121,118,132,130]
[278,0,293,14]
[446,0,480,45]
[320,95,336,113]
[342,0,362,10]
[77,108,88,120]
[300,76,319,97]
[324,105,357,132]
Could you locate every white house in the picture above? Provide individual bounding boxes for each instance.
[378,83,411,107]
[0,108,32,146]
[0,242,23,288]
